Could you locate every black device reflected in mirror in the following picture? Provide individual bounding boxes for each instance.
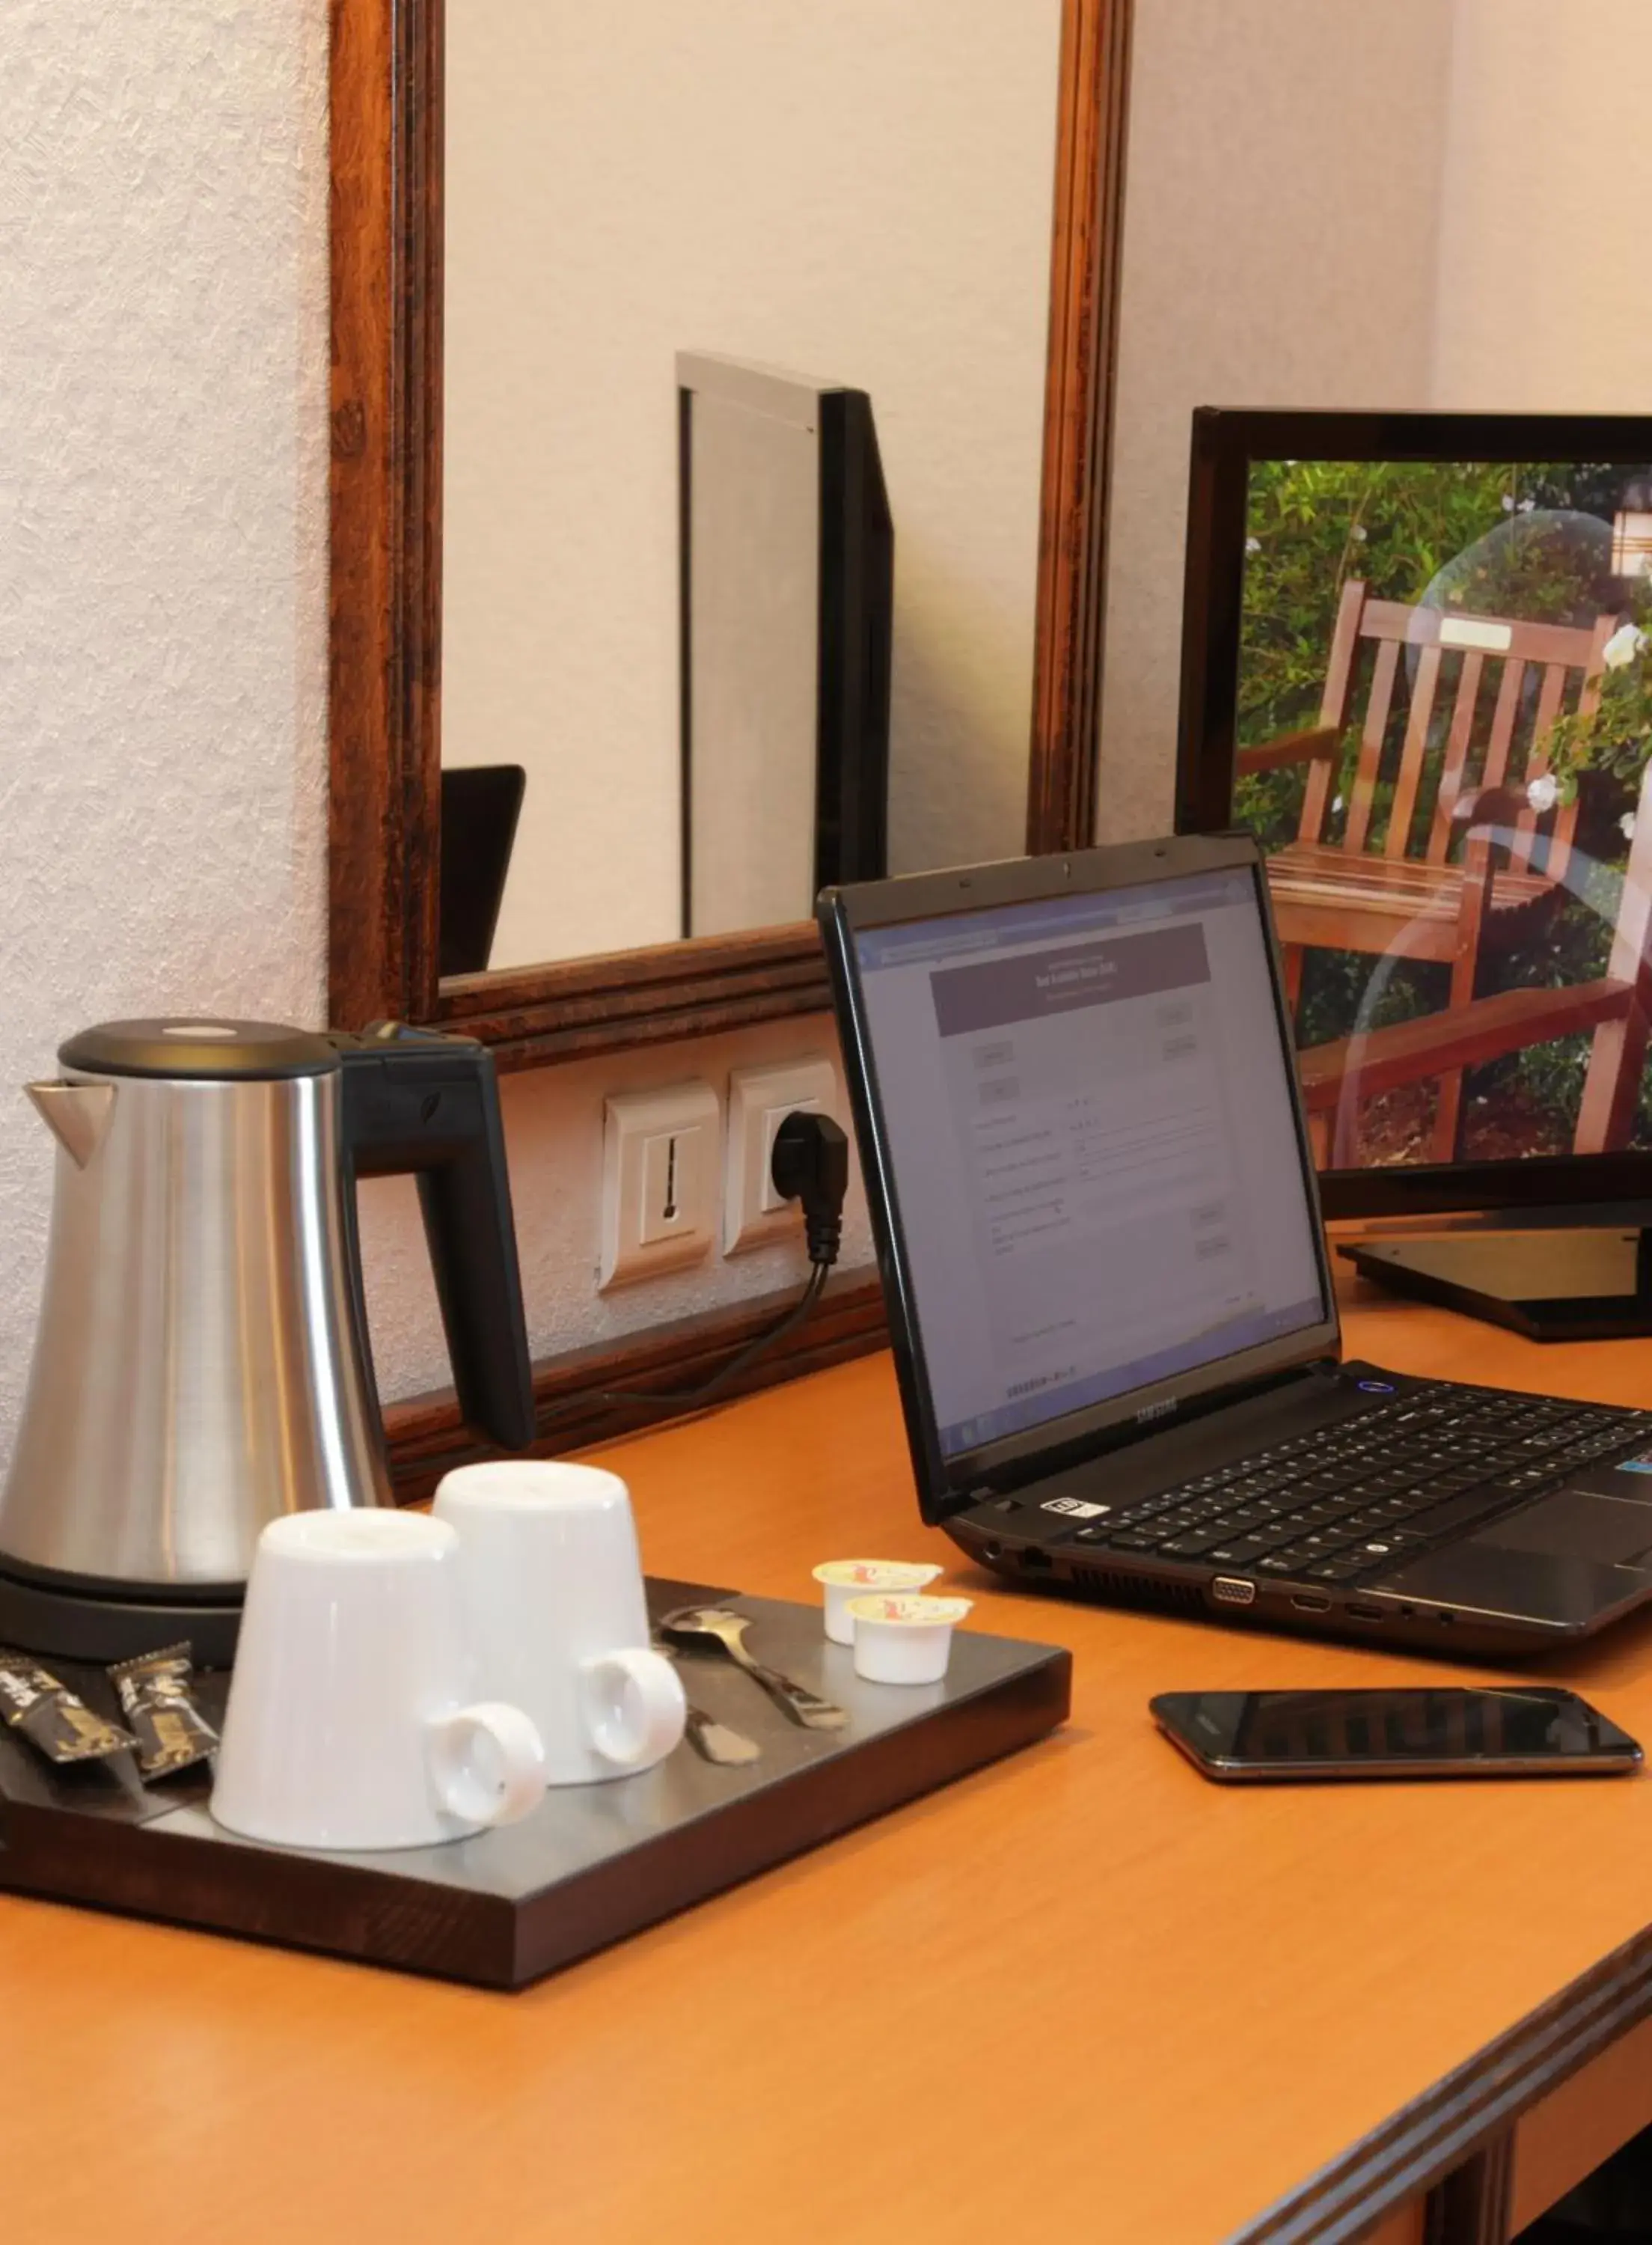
[678,352,893,940]
[1151,1686,1643,1783]
[439,765,526,979]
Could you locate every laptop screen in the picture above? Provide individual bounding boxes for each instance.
[852,864,1330,1459]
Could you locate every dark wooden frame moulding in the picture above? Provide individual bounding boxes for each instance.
[328,0,1134,1048]
[329,0,1134,1448]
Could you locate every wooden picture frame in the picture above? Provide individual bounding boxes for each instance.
[328,0,1135,1453]
[329,0,1134,1057]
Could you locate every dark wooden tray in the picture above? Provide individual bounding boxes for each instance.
[0,1577,1071,1988]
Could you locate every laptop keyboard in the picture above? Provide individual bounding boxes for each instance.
[1061,1384,1652,1586]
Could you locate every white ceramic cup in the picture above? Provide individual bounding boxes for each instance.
[210,1509,548,1851]
[432,1460,687,1786]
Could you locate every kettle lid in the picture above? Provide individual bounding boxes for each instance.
[58,1018,340,1081]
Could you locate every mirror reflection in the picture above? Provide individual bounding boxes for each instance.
[1100,0,1650,1167]
[441,3,1062,973]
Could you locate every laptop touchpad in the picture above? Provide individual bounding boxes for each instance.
[1478,1491,1652,1569]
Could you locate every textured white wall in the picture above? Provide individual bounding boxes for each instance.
[444,0,1061,968]
[1097,0,1454,843]
[0,1,331,1477]
[0,0,872,1475]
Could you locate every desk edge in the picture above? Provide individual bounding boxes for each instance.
[1230,1914,1652,2244]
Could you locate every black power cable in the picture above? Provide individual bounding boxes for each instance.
[542,1111,851,1428]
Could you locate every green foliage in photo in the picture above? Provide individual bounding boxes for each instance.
[1231,456,1652,1152]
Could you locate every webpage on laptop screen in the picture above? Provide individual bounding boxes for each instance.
[855,870,1329,1457]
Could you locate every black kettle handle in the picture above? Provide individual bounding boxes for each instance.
[332,1024,537,1453]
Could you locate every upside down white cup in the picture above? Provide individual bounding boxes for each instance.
[211,1509,548,1851]
[434,1460,687,1786]
[813,1560,944,1645]
[846,1593,974,1686]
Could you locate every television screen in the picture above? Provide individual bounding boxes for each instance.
[1220,450,1652,1174]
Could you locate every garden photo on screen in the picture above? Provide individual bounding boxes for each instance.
[1235,459,1652,1170]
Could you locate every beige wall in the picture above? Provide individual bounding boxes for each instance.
[1432,0,1651,413]
[444,0,1061,968]
[1097,0,1652,849]
[1098,0,1455,843]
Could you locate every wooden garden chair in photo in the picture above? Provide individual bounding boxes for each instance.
[1237,579,1621,1159]
[1293,760,1652,1170]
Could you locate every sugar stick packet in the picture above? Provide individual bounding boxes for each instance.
[108,1643,218,1780]
[0,1652,136,1765]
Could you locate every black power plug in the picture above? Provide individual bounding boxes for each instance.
[562,1107,850,1427]
[769,1110,848,1268]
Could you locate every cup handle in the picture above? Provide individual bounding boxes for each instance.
[426,1702,546,1829]
[579,1648,688,1770]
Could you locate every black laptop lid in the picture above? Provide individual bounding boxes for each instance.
[821,835,1340,1521]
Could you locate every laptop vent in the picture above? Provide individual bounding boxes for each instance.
[1067,1566,1207,1616]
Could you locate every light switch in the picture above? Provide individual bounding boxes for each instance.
[601,1081,720,1289]
[640,1123,706,1246]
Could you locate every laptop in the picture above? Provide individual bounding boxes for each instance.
[819,833,1652,1658]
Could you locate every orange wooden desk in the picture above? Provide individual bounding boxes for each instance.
[4,1277,1652,2245]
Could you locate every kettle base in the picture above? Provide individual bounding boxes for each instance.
[0,1561,242,1667]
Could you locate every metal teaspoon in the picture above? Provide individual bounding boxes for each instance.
[683,1705,763,1768]
[652,1634,762,1767]
[659,1606,848,1731]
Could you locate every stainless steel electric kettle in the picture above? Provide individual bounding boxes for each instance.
[0,1017,537,1661]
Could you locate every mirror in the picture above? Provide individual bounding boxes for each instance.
[1101,0,1646,843]
[441,4,1055,970]
[329,1,1129,1051]
[1099,0,1651,1178]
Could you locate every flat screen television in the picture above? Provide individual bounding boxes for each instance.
[1175,409,1652,1334]
[678,351,893,938]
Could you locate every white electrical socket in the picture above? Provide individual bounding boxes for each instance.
[723,1056,843,1256]
[600,1081,720,1291]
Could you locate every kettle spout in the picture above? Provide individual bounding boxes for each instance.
[26,1081,117,1169]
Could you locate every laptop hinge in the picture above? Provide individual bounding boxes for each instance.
[937,1357,1341,1515]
